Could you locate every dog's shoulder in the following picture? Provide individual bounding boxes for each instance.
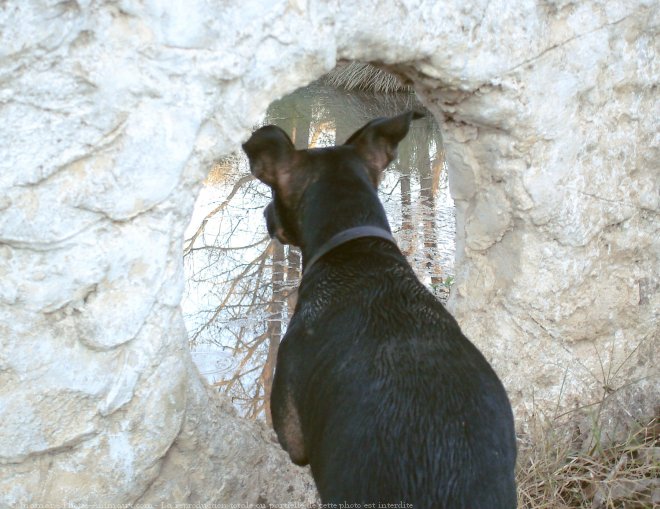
[295,239,455,330]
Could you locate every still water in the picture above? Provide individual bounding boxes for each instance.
[182,80,455,418]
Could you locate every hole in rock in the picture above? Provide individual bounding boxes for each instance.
[182,62,455,420]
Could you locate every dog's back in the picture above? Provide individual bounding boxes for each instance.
[244,112,517,508]
[284,239,517,508]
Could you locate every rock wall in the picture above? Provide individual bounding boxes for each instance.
[411,1,659,428]
[0,0,657,504]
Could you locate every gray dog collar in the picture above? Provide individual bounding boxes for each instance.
[303,226,396,275]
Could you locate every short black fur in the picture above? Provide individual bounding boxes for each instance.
[243,112,517,508]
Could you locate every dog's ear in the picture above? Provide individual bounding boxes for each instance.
[242,125,296,189]
[344,111,425,185]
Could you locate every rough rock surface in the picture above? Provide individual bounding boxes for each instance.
[0,0,657,504]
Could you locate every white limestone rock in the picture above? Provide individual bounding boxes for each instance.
[0,0,657,504]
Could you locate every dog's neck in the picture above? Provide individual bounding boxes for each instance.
[302,225,395,274]
[298,169,394,274]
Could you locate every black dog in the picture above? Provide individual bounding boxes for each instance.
[243,112,516,508]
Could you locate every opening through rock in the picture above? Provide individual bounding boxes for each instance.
[181,62,454,420]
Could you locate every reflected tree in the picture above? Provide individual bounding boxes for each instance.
[183,64,453,420]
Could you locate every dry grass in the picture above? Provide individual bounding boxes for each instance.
[516,415,659,508]
[323,61,411,93]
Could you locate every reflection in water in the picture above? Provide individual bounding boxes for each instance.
[182,79,455,419]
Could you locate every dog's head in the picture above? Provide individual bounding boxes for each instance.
[242,111,424,246]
